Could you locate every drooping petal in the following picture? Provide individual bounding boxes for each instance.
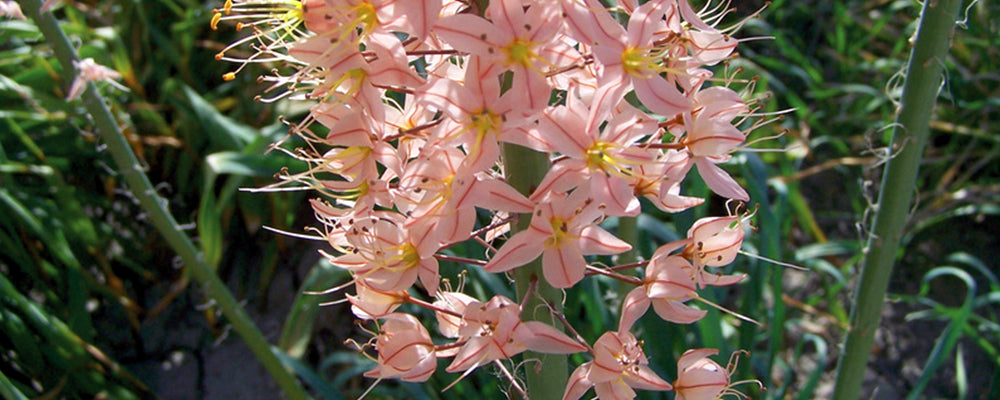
[518,321,587,354]
[433,291,478,338]
[577,225,632,255]
[633,74,690,117]
[483,231,545,273]
[619,287,651,332]
[562,363,595,400]
[594,380,637,400]
[677,348,719,371]
[538,104,590,159]
[465,178,535,213]
[651,299,706,324]
[542,244,587,288]
[445,337,492,373]
[433,14,509,57]
[694,159,749,201]
[417,78,475,121]
[626,365,673,391]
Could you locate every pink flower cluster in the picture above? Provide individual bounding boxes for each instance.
[214,0,768,398]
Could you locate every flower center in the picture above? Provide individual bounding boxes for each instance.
[505,39,534,67]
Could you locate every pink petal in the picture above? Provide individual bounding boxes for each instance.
[445,337,492,373]
[626,0,667,47]
[695,86,747,121]
[559,0,625,47]
[694,159,749,201]
[417,78,475,120]
[589,174,640,217]
[687,118,744,157]
[401,354,436,382]
[619,287,651,332]
[529,161,587,202]
[576,225,632,255]
[519,321,587,354]
[539,104,590,159]
[434,14,509,56]
[483,231,545,273]
[651,299,706,324]
[417,258,440,296]
[700,271,746,286]
[677,348,719,371]
[464,178,534,213]
[542,245,587,288]
[594,380,637,400]
[562,363,595,400]
[633,74,690,117]
[626,365,673,391]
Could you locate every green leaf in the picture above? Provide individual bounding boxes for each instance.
[206,151,288,178]
[197,183,224,270]
[278,262,349,358]
[273,348,346,400]
[174,83,258,150]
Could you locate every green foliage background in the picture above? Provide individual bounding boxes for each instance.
[1,0,997,399]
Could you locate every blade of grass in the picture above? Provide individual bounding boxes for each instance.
[0,368,30,400]
[19,2,311,399]
[905,267,975,400]
[830,1,963,399]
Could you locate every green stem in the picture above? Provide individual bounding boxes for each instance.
[503,143,565,400]
[830,1,961,399]
[21,2,310,399]
[616,216,638,308]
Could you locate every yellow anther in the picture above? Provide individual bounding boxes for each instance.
[210,12,222,30]
[223,72,236,81]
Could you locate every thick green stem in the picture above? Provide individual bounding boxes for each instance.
[616,216,638,307]
[21,2,310,399]
[503,143,565,400]
[831,2,961,399]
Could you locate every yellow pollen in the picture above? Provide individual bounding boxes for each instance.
[210,12,222,30]
[621,47,646,75]
[223,72,236,81]
[505,39,534,67]
[354,2,378,29]
[470,110,501,136]
[586,142,613,169]
[544,218,571,249]
[223,0,232,15]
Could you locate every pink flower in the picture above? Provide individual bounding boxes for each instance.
[673,349,729,400]
[331,211,442,295]
[417,58,542,171]
[684,215,746,286]
[346,281,404,320]
[364,313,437,382]
[674,348,759,400]
[484,190,631,288]
[67,58,125,100]
[443,295,586,373]
[433,0,564,113]
[530,96,657,216]
[1,1,25,19]
[619,253,706,332]
[561,0,691,121]
[397,146,533,245]
[673,86,750,201]
[563,331,672,400]
[619,231,746,331]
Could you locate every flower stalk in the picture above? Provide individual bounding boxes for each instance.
[503,142,568,399]
[831,1,962,399]
[20,1,310,399]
